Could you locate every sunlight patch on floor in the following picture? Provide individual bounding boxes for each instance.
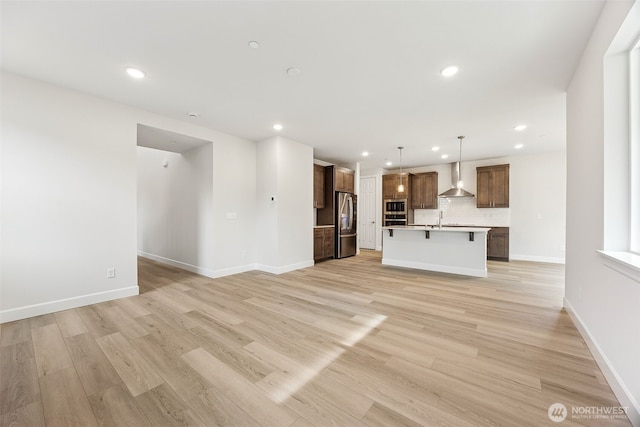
[255,313,387,403]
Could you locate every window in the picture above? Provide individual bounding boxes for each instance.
[630,41,639,254]
[601,3,640,281]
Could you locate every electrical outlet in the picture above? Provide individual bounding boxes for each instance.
[107,267,116,279]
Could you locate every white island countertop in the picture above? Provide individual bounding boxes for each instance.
[381,225,490,277]
[382,225,491,233]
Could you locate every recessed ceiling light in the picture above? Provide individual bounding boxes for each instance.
[362,151,369,157]
[441,154,449,159]
[441,65,459,77]
[514,124,527,131]
[432,146,440,152]
[286,67,301,77]
[273,123,283,131]
[248,41,260,49]
[514,143,524,149]
[187,112,198,118]
[125,66,145,79]
[386,160,393,166]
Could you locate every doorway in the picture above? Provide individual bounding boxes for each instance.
[136,124,213,291]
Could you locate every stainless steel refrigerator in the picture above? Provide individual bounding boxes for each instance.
[335,192,357,258]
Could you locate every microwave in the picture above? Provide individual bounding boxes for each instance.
[384,199,407,214]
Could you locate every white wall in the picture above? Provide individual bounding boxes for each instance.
[137,118,257,278]
[1,72,138,321]
[256,137,314,273]
[137,144,215,275]
[0,72,258,322]
[509,151,566,263]
[370,150,567,262]
[565,0,640,424]
[278,138,314,266]
[210,133,257,274]
[256,137,279,268]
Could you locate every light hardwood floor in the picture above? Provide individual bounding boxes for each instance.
[0,251,630,426]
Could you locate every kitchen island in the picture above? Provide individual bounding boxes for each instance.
[381,225,491,277]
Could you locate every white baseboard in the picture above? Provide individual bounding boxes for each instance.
[255,260,314,275]
[0,286,139,324]
[564,298,640,427]
[138,251,314,278]
[209,263,258,278]
[138,251,218,277]
[510,254,566,264]
[138,251,255,279]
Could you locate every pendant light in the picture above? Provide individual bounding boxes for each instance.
[397,146,405,193]
[456,136,464,189]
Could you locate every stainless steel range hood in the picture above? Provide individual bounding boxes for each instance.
[438,162,475,198]
[438,136,475,198]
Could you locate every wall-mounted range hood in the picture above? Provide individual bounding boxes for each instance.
[438,136,475,198]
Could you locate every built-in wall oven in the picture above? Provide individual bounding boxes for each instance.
[384,199,407,226]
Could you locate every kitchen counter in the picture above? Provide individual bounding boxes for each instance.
[384,225,491,233]
[381,225,490,277]
[313,225,334,228]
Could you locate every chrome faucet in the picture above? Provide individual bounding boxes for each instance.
[438,211,443,229]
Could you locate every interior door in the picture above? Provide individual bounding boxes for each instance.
[359,176,376,249]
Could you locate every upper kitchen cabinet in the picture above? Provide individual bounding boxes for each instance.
[317,165,354,225]
[383,173,411,199]
[335,167,355,193]
[313,164,325,208]
[476,164,510,208]
[411,172,438,209]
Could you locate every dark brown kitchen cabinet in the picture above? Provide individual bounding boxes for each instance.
[410,172,438,209]
[313,227,334,261]
[335,167,355,193]
[476,164,510,208]
[317,164,354,226]
[487,227,509,261]
[383,173,411,200]
[313,164,325,208]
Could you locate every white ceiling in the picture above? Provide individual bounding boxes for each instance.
[1,1,604,169]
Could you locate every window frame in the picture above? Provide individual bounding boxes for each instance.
[630,40,639,254]
[600,7,640,283]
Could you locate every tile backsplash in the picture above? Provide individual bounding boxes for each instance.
[413,197,510,227]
